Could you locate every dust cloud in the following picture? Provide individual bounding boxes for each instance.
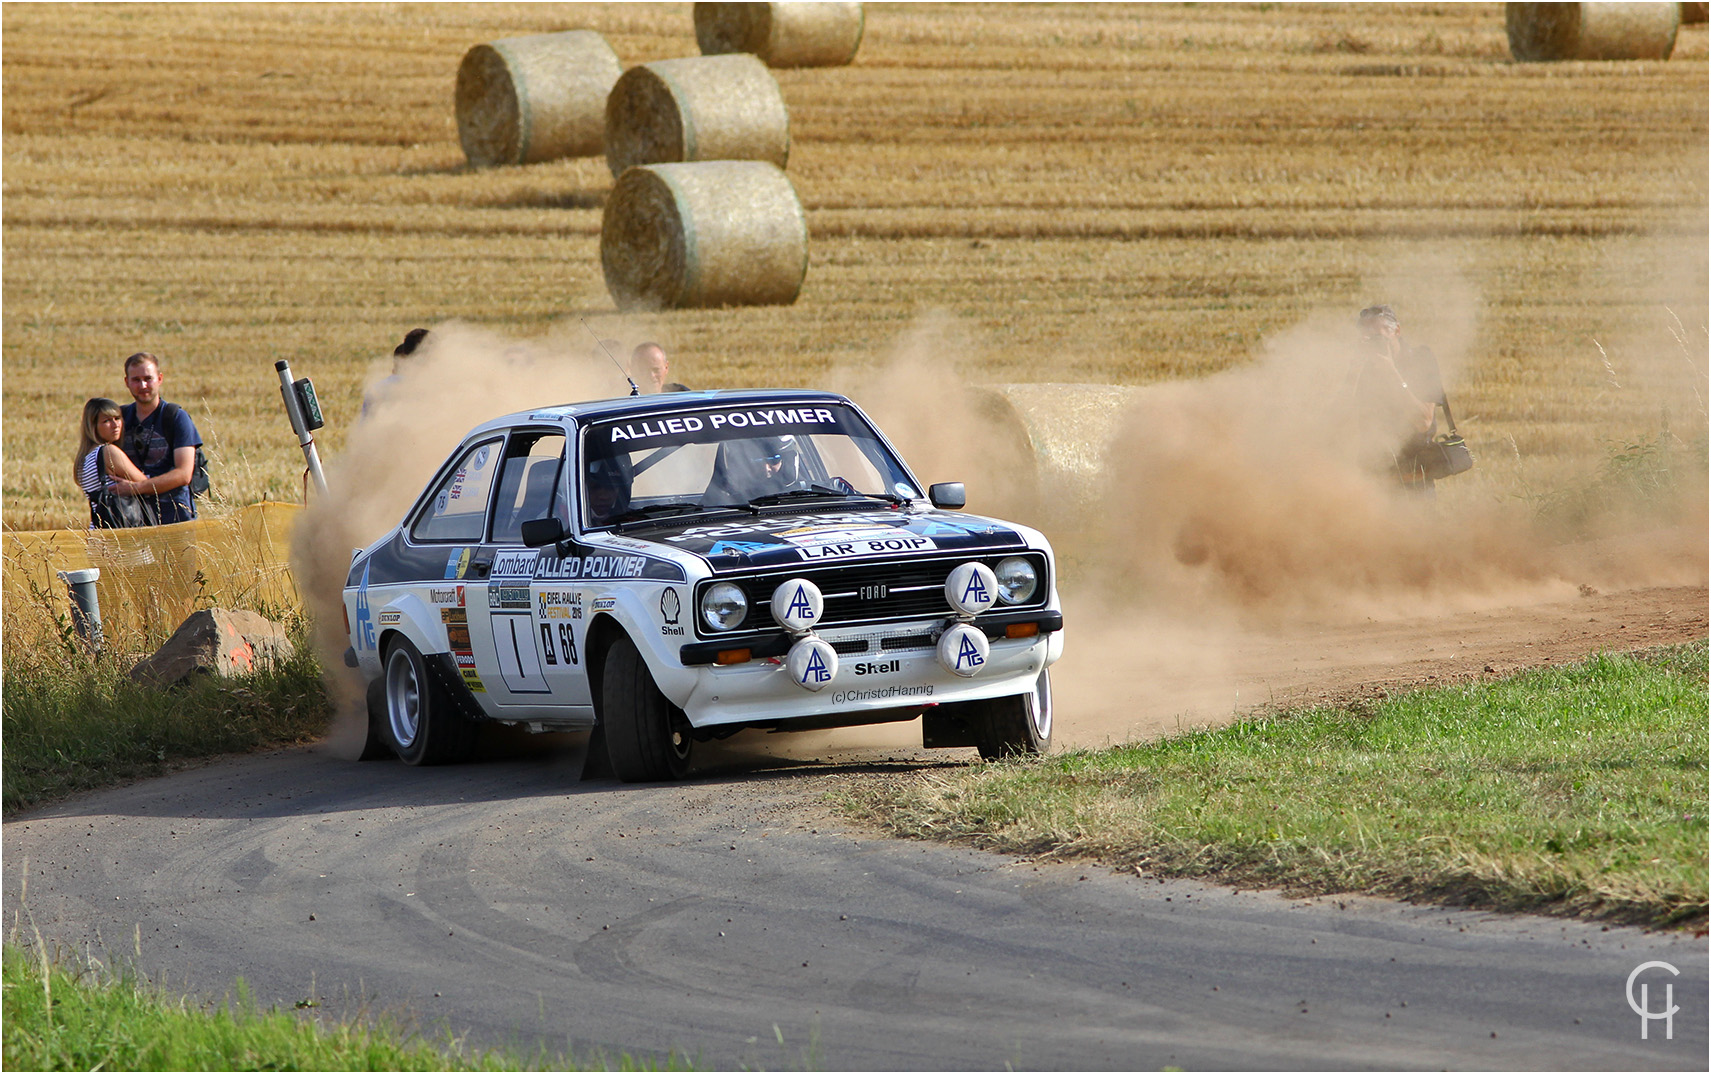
[837,304,1705,749]
[300,303,1704,764]
[293,320,649,758]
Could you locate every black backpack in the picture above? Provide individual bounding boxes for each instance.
[159,402,210,497]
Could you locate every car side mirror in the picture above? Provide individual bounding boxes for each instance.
[928,482,966,509]
[520,517,566,548]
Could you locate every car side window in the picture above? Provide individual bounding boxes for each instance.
[490,432,566,545]
[411,437,503,543]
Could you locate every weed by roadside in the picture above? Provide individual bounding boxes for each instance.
[1525,427,1707,538]
[2,940,691,1071]
[840,641,1710,929]
[1,619,331,817]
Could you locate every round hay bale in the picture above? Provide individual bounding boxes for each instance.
[1506,3,1679,61]
[972,384,1142,517]
[456,31,622,167]
[601,161,807,311]
[1683,3,1709,25]
[693,2,865,67]
[604,54,789,178]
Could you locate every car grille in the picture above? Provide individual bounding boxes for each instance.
[698,552,1048,638]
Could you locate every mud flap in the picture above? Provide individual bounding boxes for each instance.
[921,707,979,749]
[359,676,394,761]
[579,721,614,780]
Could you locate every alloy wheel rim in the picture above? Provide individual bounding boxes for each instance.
[387,651,421,748]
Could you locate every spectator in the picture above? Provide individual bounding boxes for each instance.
[74,397,153,528]
[362,327,431,416]
[1348,305,1438,493]
[630,342,688,393]
[114,352,202,524]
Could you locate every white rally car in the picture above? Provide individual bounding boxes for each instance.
[343,389,1063,781]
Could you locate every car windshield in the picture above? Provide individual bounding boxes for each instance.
[579,402,920,529]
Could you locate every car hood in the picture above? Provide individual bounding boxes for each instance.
[616,506,1030,572]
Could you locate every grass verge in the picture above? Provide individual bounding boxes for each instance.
[1,941,685,1071]
[840,642,1709,929]
[1,625,332,817]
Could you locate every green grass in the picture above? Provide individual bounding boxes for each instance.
[1,941,686,1071]
[1,623,332,817]
[842,642,1710,928]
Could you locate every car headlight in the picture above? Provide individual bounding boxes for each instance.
[994,557,1038,604]
[701,582,749,632]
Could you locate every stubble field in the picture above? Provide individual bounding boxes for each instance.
[2,2,1706,544]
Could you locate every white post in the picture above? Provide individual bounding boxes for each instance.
[276,360,329,497]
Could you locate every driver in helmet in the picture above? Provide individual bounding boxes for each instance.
[714,435,806,502]
[583,461,631,526]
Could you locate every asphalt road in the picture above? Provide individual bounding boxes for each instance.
[4,741,1705,1071]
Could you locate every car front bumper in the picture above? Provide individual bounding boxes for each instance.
[674,628,1059,729]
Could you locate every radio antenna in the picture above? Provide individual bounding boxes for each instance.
[581,319,639,396]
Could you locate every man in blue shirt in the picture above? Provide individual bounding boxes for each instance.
[115,351,202,524]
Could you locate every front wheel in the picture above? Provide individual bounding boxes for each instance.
[599,634,693,782]
[382,637,475,765]
[972,668,1052,760]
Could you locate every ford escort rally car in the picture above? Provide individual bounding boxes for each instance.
[343,389,1063,781]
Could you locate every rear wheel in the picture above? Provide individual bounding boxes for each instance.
[383,637,475,765]
[972,668,1052,760]
[599,634,693,782]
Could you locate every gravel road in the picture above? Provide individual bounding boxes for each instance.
[5,583,1705,1069]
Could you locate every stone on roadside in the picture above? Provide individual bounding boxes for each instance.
[129,608,293,688]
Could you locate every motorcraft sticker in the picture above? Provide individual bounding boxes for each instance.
[429,587,457,605]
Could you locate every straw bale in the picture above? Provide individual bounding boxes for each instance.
[1506,3,1679,61]
[601,161,807,311]
[604,54,790,178]
[456,31,622,167]
[694,2,865,67]
[974,385,1142,515]
[1683,3,1708,24]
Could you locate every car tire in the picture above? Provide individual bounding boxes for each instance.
[600,633,693,782]
[382,636,475,766]
[971,668,1053,760]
